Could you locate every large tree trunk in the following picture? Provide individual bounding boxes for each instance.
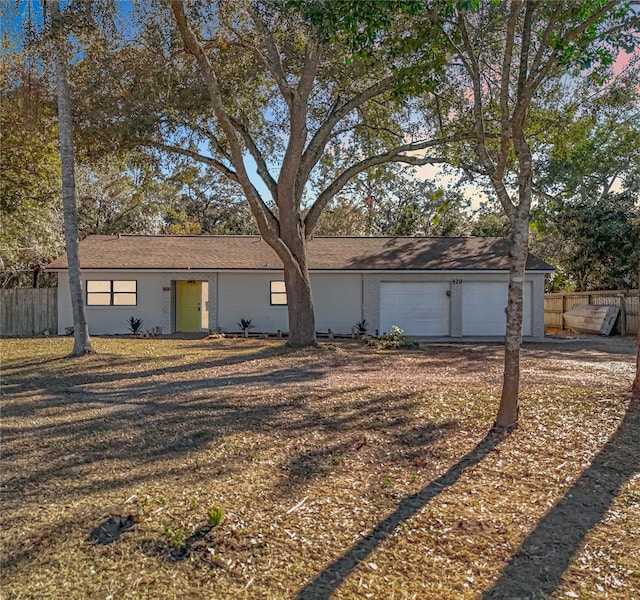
[283,261,316,347]
[51,1,94,356]
[273,209,317,347]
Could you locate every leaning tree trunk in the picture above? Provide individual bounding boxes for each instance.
[51,0,94,356]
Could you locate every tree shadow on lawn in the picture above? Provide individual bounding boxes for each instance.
[1,380,466,574]
[1,343,298,417]
[524,345,636,361]
[282,403,459,490]
[1,363,329,468]
[2,357,462,500]
[294,427,505,600]
[482,393,639,599]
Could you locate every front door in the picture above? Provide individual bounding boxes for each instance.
[176,281,202,332]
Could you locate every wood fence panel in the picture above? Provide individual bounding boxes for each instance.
[0,289,57,337]
[545,289,639,336]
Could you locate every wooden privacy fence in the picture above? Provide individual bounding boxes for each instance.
[0,288,57,337]
[545,289,639,336]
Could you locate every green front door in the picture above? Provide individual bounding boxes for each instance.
[176,281,202,332]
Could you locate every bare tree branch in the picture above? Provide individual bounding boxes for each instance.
[457,9,518,220]
[170,0,282,243]
[247,4,294,107]
[193,123,232,161]
[298,38,320,103]
[531,185,560,203]
[492,1,521,189]
[527,4,563,79]
[299,76,396,186]
[137,139,239,181]
[527,0,620,96]
[228,116,278,199]
[304,132,480,234]
[517,0,534,100]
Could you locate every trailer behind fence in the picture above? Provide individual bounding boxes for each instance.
[545,289,638,336]
[0,288,57,337]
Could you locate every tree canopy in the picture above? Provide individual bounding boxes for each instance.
[0,36,63,287]
[65,0,469,345]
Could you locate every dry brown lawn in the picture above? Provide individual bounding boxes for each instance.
[1,336,638,600]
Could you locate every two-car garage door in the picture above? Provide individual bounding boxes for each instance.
[380,281,532,337]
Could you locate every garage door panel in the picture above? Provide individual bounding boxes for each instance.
[462,281,532,336]
[380,282,450,336]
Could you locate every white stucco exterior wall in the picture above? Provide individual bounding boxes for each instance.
[310,273,362,334]
[56,268,547,338]
[57,271,168,335]
[217,272,289,333]
[217,271,362,334]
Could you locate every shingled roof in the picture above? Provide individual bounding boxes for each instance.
[46,235,553,271]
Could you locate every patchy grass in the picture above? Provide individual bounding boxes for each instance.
[1,336,638,599]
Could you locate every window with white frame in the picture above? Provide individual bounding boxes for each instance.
[86,280,137,306]
[270,280,287,305]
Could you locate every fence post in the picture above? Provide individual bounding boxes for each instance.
[561,295,566,331]
[618,294,627,336]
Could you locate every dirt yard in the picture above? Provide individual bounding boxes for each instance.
[1,336,638,599]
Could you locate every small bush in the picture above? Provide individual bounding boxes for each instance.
[355,319,368,335]
[330,452,344,466]
[64,326,74,336]
[207,507,224,526]
[128,317,143,334]
[237,318,255,332]
[366,325,419,350]
[163,524,191,550]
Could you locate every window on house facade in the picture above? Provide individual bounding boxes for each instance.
[86,280,137,306]
[270,280,287,305]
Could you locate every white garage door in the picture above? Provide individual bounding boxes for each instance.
[380,282,450,336]
[462,281,532,336]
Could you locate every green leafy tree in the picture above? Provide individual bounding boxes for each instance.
[313,0,637,427]
[160,166,258,235]
[444,0,635,427]
[315,165,471,236]
[0,35,63,287]
[72,0,463,346]
[531,70,640,291]
[470,203,511,237]
[75,160,167,237]
[537,193,638,291]
[166,0,460,346]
